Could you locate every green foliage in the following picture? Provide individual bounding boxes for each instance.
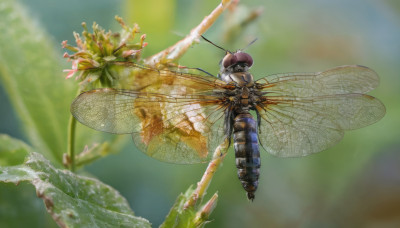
[161,186,198,228]
[0,135,56,227]
[0,0,223,226]
[161,187,218,228]
[0,134,30,166]
[0,0,75,164]
[0,1,151,226]
[0,183,57,227]
[0,149,151,228]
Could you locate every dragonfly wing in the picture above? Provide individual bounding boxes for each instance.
[71,68,229,164]
[256,65,380,96]
[71,88,142,134]
[256,65,385,157]
[131,99,226,164]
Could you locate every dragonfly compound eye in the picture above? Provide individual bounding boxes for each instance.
[234,52,253,67]
[222,53,238,68]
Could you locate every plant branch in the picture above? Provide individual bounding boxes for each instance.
[144,0,233,66]
[185,138,230,208]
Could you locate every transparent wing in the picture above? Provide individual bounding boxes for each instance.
[256,65,385,157]
[71,67,229,164]
[256,65,380,96]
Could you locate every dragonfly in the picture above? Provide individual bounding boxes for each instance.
[71,39,385,200]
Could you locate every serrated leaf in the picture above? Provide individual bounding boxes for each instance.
[0,183,58,228]
[0,152,151,228]
[0,0,75,164]
[0,134,30,166]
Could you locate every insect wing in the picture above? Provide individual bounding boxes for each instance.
[255,65,385,157]
[71,68,228,164]
[71,88,142,134]
[131,93,226,164]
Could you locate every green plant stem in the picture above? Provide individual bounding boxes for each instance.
[67,90,81,172]
[185,138,229,208]
[67,114,77,172]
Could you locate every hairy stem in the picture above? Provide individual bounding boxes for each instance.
[185,138,230,208]
[144,0,233,66]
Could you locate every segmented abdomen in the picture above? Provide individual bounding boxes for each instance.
[233,113,260,201]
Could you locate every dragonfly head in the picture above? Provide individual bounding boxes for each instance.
[220,51,253,73]
[218,51,254,86]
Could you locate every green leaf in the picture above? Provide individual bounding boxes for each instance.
[0,134,30,166]
[161,186,197,228]
[0,0,76,164]
[161,186,217,228]
[0,134,57,227]
[0,183,58,228]
[0,152,151,228]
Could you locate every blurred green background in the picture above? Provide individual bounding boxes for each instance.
[1,0,399,227]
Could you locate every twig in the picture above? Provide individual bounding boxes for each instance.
[184,138,230,208]
[144,0,234,66]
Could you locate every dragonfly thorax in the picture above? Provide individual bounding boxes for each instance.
[220,71,254,87]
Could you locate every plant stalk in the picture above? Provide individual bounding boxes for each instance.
[67,114,76,172]
[144,0,233,66]
[185,138,230,208]
[67,90,81,172]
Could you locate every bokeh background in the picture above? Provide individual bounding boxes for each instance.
[1,0,399,227]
